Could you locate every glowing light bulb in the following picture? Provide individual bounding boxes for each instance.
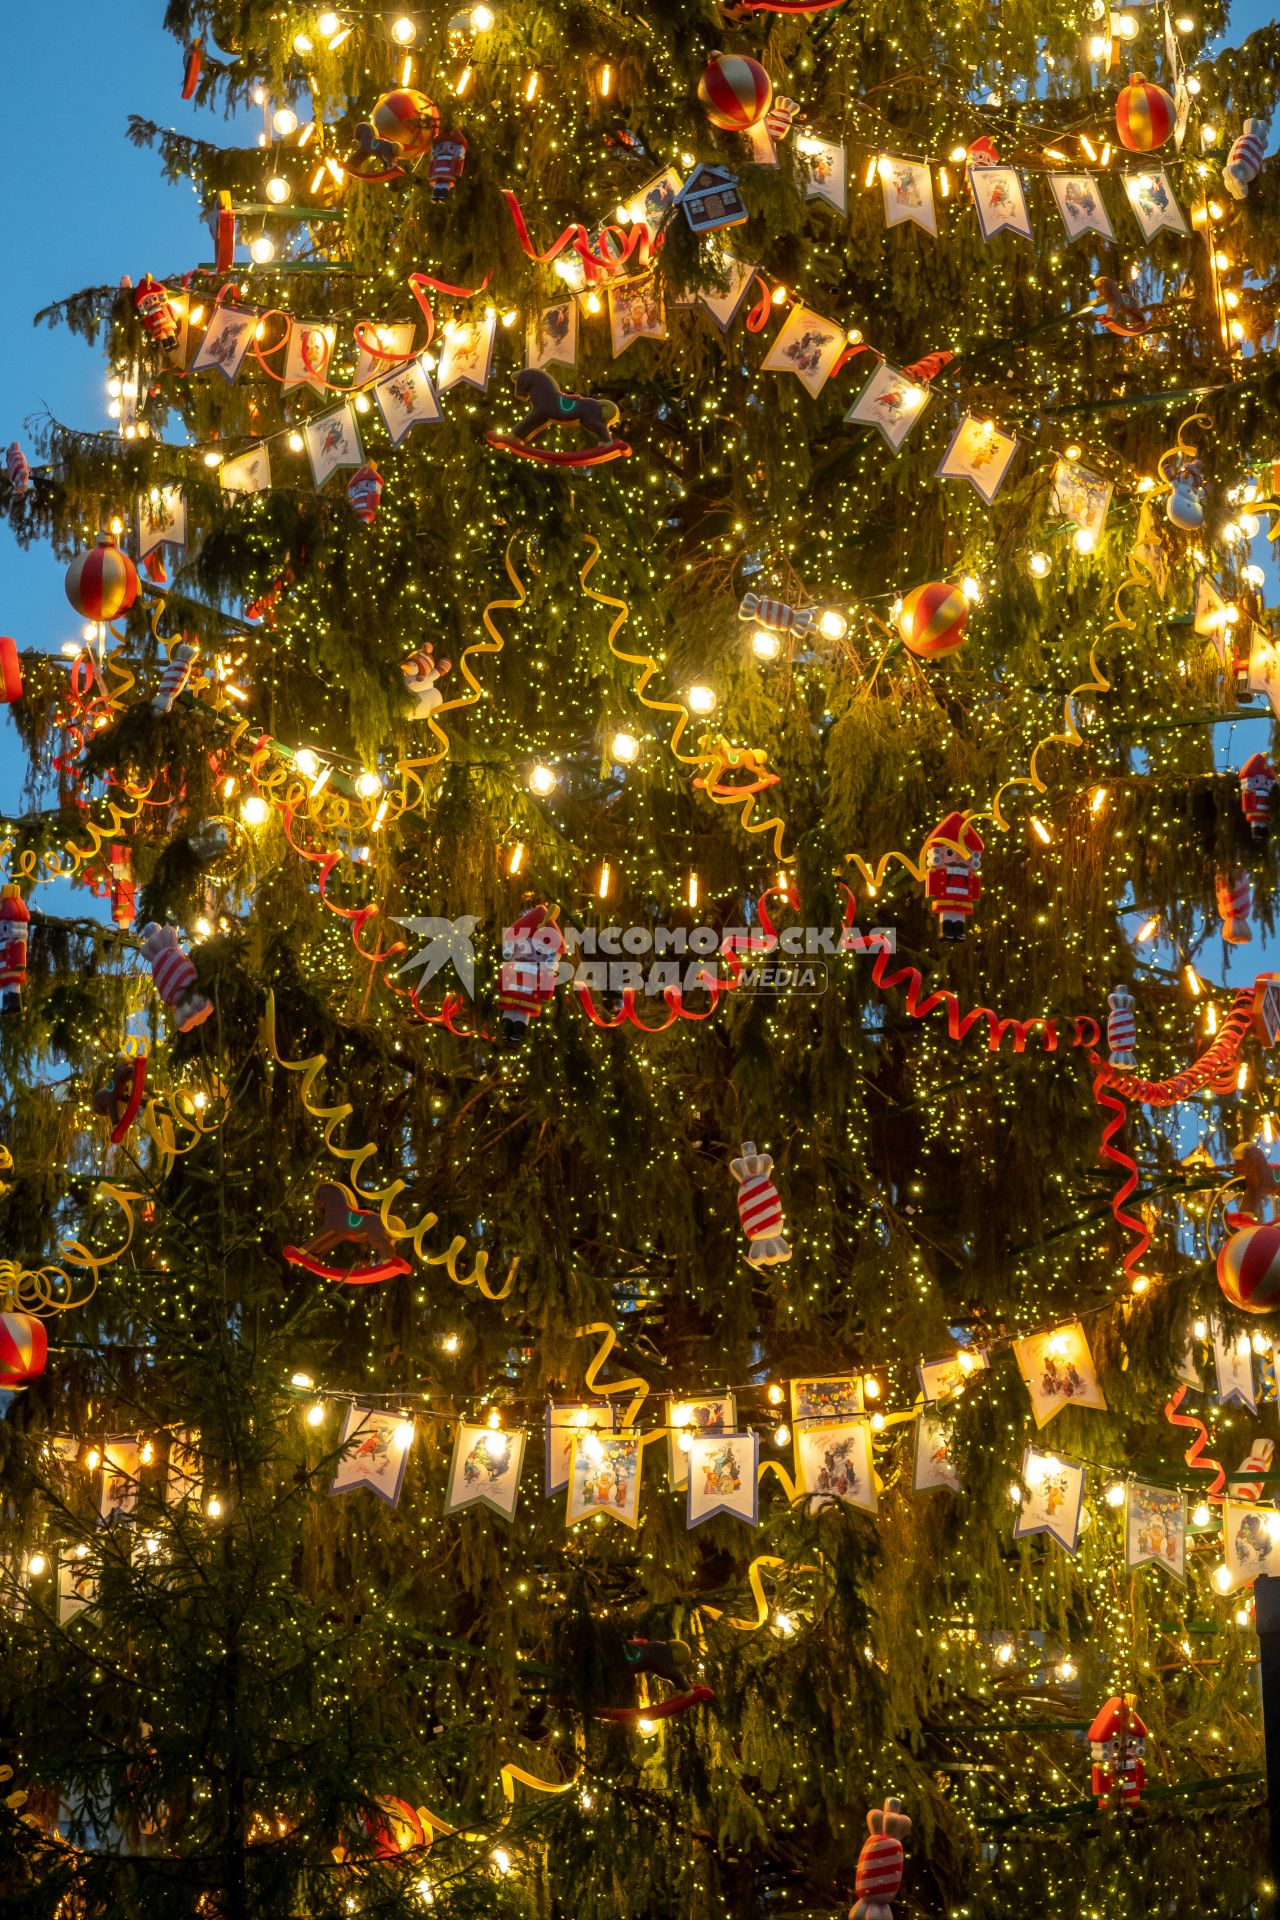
[241,794,269,827]
[292,32,314,53]
[273,107,299,136]
[1073,527,1097,555]
[355,770,383,799]
[774,1423,791,1446]
[1027,550,1051,578]
[441,1333,460,1354]
[391,14,417,42]
[26,1553,46,1578]
[249,235,276,265]
[863,1375,881,1400]
[1193,1502,1212,1526]
[529,762,557,796]
[775,1612,796,1635]
[472,4,495,24]
[1087,33,1109,57]
[207,1497,223,1519]
[305,1403,325,1427]
[1115,12,1139,38]
[752,628,781,661]
[767,1384,784,1405]
[491,1848,511,1875]
[1105,1481,1126,1508]
[294,749,318,778]
[265,176,290,204]
[1176,11,1194,26]
[611,730,639,763]
[291,1371,315,1389]
[287,431,305,453]
[317,11,339,34]
[393,1420,416,1451]
[86,1448,101,1471]
[1030,816,1052,845]
[686,683,716,714]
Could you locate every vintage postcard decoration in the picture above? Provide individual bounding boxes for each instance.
[1124,170,1188,239]
[687,1431,760,1527]
[58,1550,99,1624]
[372,354,442,445]
[282,322,336,394]
[353,320,415,389]
[438,310,498,392]
[609,277,667,357]
[329,1406,414,1509]
[969,165,1033,242]
[790,1375,865,1428]
[760,305,846,398]
[917,1350,989,1404]
[1125,1482,1186,1580]
[545,1402,614,1495]
[304,401,363,488]
[1222,1497,1280,1589]
[880,157,938,236]
[526,301,579,372]
[99,1441,141,1525]
[445,1422,527,1520]
[668,1393,737,1489]
[801,136,848,213]
[795,1419,876,1515]
[191,305,258,383]
[844,362,932,454]
[913,1409,961,1492]
[219,445,271,496]
[1049,174,1115,242]
[937,414,1020,504]
[1012,1322,1107,1427]
[697,251,759,334]
[137,484,187,561]
[1051,458,1113,540]
[1213,1319,1257,1409]
[567,1432,643,1529]
[1014,1448,1086,1552]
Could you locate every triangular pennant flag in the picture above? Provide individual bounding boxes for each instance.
[1014,1447,1085,1552]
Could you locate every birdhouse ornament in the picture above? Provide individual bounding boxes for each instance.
[1224,119,1266,200]
[850,1797,911,1920]
[1240,753,1276,841]
[730,1142,792,1268]
[924,813,983,941]
[1088,1695,1148,1808]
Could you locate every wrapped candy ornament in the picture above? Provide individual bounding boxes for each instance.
[1217,869,1252,945]
[1088,1695,1147,1807]
[738,591,818,639]
[1107,985,1136,1068]
[923,812,982,941]
[6,442,29,493]
[1224,120,1266,200]
[152,641,198,715]
[429,129,468,199]
[730,1141,792,1268]
[850,1797,911,1920]
[0,886,29,1016]
[347,463,383,524]
[1240,752,1276,841]
[141,923,213,1032]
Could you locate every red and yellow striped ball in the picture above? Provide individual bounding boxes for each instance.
[897,582,968,660]
[65,533,139,623]
[0,1311,47,1391]
[1115,74,1175,152]
[697,53,772,132]
[370,89,440,158]
[1218,1222,1280,1313]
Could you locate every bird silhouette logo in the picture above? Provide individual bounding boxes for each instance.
[393,916,478,997]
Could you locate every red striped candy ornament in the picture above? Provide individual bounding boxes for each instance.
[0,1312,48,1391]
[1218,1222,1280,1313]
[731,1141,792,1267]
[370,89,440,158]
[1115,74,1174,153]
[854,1832,903,1906]
[697,54,772,132]
[896,582,968,660]
[65,533,139,623]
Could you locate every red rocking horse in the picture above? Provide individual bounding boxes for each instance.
[282,1181,411,1284]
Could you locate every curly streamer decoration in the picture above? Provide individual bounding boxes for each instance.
[1164,1382,1226,1502]
[578,536,791,860]
[573,1320,650,1428]
[1091,1070,1152,1282]
[262,994,515,1299]
[861,922,1101,1056]
[694,1555,790,1633]
[279,805,406,971]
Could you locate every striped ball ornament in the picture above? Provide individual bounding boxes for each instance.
[697,53,772,132]
[370,89,440,157]
[0,1312,47,1391]
[1218,1221,1280,1313]
[897,581,968,659]
[65,533,139,623]
[1115,74,1174,153]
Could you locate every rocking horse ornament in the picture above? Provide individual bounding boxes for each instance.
[282,1181,411,1284]
[485,368,632,465]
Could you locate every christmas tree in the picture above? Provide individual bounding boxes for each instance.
[4,3,1280,1916]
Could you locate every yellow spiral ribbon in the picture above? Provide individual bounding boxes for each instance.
[396,536,527,801]
[262,993,515,1298]
[695,1554,789,1633]
[578,537,791,861]
[573,1320,651,1429]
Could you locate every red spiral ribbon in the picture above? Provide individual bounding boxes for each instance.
[1092,1069,1151,1279]
[500,189,654,283]
[1164,1382,1226,1502]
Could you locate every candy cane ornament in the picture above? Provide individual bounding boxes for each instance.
[730,1141,792,1267]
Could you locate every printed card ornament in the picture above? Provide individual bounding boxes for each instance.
[698,52,772,131]
[1107,985,1136,1067]
[850,1797,910,1920]
[880,156,938,236]
[486,368,628,465]
[141,922,212,1032]
[133,274,181,353]
[1217,1222,1280,1314]
[1240,752,1276,841]
[1217,869,1252,945]
[401,644,452,718]
[152,641,198,715]
[0,637,22,704]
[283,1181,411,1284]
[346,463,383,524]
[896,582,967,660]
[1088,1695,1148,1806]
[1014,1447,1087,1551]
[372,354,442,444]
[1213,1317,1257,1408]
[731,1141,792,1267]
[6,443,30,493]
[1049,173,1114,242]
[1116,73,1174,151]
[923,813,982,941]
[844,363,931,453]
[1123,168,1188,238]
[0,887,30,1016]
[1125,1482,1186,1579]
[330,1406,414,1507]
[65,533,139,623]
[1013,1322,1107,1425]
[429,128,468,199]
[0,1312,48,1391]
[497,905,564,1039]
[445,1422,527,1519]
[1224,119,1265,199]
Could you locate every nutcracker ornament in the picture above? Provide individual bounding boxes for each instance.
[0,887,29,1016]
[401,644,452,718]
[133,275,181,354]
[1217,869,1252,945]
[152,641,198,715]
[429,129,468,199]
[346,463,383,524]
[730,1141,792,1268]
[1088,1695,1148,1807]
[923,812,983,941]
[1107,985,1136,1068]
[1224,119,1266,199]
[140,923,213,1032]
[496,905,564,1040]
[850,1797,911,1920]
[108,844,135,926]
[1240,752,1276,841]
